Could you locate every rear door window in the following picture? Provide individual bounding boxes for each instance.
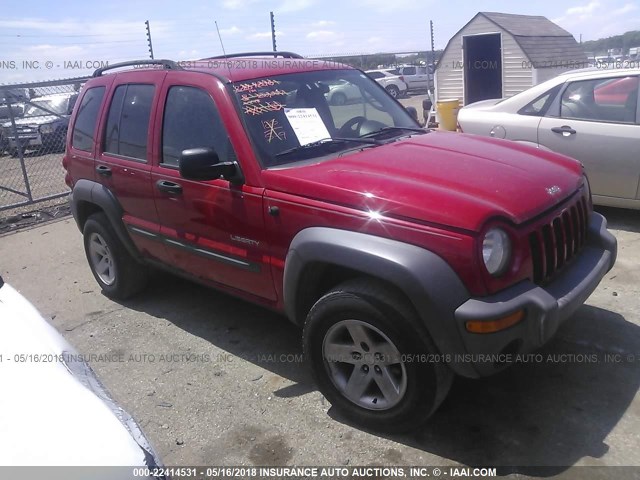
[104,84,154,160]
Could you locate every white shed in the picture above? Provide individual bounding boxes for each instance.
[435,12,587,105]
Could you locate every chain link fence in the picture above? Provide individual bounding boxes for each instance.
[0,77,89,216]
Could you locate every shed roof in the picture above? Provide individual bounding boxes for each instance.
[437,12,587,69]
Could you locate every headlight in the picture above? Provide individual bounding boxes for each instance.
[39,124,54,134]
[482,228,511,276]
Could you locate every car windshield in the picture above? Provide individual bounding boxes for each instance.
[24,97,69,117]
[233,69,421,167]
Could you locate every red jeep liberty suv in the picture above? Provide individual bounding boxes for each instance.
[62,53,617,432]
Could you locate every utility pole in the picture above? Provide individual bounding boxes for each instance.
[270,11,277,52]
[430,20,435,60]
[145,20,154,59]
[429,20,435,91]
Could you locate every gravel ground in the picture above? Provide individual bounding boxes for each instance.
[1,200,639,477]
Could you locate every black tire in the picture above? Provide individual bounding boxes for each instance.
[331,92,347,106]
[303,278,453,432]
[83,212,148,299]
[386,85,400,98]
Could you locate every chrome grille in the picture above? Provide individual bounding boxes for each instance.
[529,196,589,284]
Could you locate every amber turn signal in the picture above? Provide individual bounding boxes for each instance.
[465,310,524,334]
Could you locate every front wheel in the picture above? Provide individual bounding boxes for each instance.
[385,85,400,98]
[303,279,453,432]
[331,92,347,106]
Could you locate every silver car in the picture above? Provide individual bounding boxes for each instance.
[457,68,640,209]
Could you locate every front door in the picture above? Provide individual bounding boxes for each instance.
[538,75,640,201]
[150,77,276,301]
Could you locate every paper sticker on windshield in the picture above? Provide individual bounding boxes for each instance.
[284,108,331,146]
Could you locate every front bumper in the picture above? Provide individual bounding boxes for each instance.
[454,212,616,377]
[7,133,43,148]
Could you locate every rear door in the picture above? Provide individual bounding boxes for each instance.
[95,72,169,261]
[538,74,640,201]
[150,75,276,301]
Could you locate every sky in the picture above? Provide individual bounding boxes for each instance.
[0,0,638,84]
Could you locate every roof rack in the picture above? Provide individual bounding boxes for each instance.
[93,59,183,77]
[201,51,304,60]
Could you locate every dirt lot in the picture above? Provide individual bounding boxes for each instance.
[1,200,640,476]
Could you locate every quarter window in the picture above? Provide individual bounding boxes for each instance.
[104,84,154,160]
[519,85,561,116]
[161,86,233,167]
[71,87,105,151]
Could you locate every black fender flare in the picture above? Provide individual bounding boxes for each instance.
[70,179,142,261]
[283,227,475,376]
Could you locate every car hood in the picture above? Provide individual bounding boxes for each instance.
[263,131,583,232]
[0,281,159,467]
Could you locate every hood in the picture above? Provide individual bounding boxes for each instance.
[263,131,583,232]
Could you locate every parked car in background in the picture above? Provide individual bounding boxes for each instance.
[0,276,164,472]
[0,89,28,154]
[365,69,408,98]
[1,91,78,155]
[388,65,433,92]
[457,67,640,209]
[323,79,361,105]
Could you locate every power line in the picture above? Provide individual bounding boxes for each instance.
[0,33,141,38]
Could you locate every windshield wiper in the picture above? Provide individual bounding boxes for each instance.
[275,137,380,158]
[360,126,428,138]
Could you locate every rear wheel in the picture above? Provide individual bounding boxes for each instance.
[83,212,148,299]
[303,278,453,432]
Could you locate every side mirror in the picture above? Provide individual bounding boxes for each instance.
[179,147,243,183]
[405,106,419,122]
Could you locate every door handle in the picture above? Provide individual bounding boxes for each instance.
[551,126,577,136]
[156,180,183,195]
[96,165,112,177]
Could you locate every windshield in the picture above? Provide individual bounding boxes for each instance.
[25,97,69,117]
[233,69,420,167]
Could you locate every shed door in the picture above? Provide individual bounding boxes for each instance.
[463,33,502,105]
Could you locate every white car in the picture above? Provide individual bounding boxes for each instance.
[0,276,164,475]
[365,70,408,99]
[322,79,362,105]
[457,67,640,210]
